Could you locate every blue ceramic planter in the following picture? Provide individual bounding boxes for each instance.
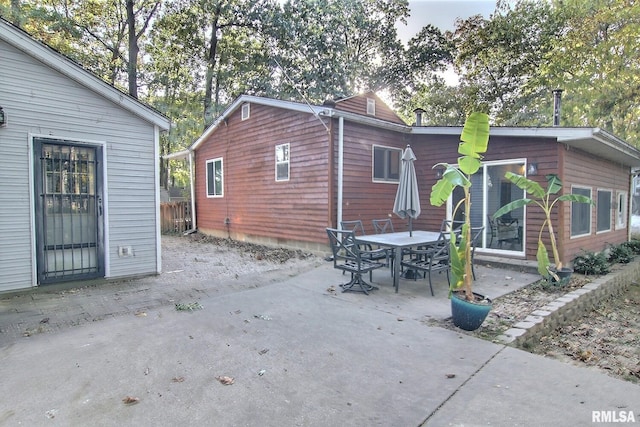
[548,267,573,287]
[451,292,492,331]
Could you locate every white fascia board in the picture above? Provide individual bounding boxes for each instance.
[163,149,190,160]
[333,110,411,133]
[411,125,640,167]
[1,20,171,130]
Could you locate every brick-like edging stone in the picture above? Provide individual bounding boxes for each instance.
[495,259,640,347]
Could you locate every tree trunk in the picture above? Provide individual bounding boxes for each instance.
[204,9,221,129]
[126,0,138,98]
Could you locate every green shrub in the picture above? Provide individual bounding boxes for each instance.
[572,250,610,275]
[607,243,634,264]
[622,239,640,255]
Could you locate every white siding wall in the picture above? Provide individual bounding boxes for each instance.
[0,40,159,292]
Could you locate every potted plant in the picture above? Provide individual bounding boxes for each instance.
[493,172,593,284]
[430,112,492,331]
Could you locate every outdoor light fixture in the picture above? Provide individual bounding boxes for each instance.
[528,162,538,176]
[0,107,6,128]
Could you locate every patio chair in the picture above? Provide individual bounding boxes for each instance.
[326,228,386,294]
[340,219,367,236]
[372,219,397,276]
[340,219,387,264]
[488,215,519,248]
[400,232,450,296]
[372,219,394,234]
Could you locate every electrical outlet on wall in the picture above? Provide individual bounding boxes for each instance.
[118,246,134,257]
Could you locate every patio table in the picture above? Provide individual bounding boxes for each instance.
[355,230,443,293]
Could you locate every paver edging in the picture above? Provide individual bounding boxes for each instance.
[496,259,640,348]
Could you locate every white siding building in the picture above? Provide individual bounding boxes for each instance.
[0,18,171,292]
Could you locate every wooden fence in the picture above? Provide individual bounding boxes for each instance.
[160,201,192,234]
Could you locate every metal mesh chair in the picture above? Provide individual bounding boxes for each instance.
[326,228,386,294]
[372,219,394,234]
[400,232,450,296]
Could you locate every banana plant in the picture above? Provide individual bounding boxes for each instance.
[430,112,489,301]
[493,172,593,279]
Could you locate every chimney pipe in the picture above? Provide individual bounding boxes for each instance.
[552,89,563,127]
[413,108,425,127]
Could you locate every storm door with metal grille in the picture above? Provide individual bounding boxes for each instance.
[34,139,104,284]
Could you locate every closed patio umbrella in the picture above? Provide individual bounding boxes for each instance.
[393,145,421,236]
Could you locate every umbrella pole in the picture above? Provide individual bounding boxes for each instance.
[409,217,412,236]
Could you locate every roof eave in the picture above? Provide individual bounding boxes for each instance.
[411,126,640,168]
[0,19,171,131]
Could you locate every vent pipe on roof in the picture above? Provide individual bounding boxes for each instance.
[553,89,563,127]
[322,98,336,108]
[413,108,425,127]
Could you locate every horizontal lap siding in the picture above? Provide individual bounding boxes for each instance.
[195,104,330,248]
[561,148,630,264]
[485,136,560,261]
[409,134,560,261]
[340,123,410,234]
[0,40,159,290]
[335,93,407,125]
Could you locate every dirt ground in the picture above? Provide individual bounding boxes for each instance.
[434,268,640,385]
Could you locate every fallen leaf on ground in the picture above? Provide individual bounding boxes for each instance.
[172,377,185,383]
[216,376,235,385]
[175,302,203,311]
[445,373,456,379]
[122,396,140,405]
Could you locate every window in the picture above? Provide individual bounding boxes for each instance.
[366,98,376,116]
[571,186,591,237]
[206,158,223,197]
[241,103,250,120]
[372,145,401,182]
[596,189,612,233]
[275,143,289,181]
[616,191,628,229]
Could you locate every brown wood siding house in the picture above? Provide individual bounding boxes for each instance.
[169,93,640,266]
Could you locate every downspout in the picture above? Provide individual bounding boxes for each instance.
[337,116,344,228]
[629,167,640,240]
[188,150,197,231]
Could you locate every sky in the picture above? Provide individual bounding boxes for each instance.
[398,0,497,40]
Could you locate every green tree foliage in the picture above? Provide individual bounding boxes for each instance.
[4,0,640,185]
[1,0,160,96]
[450,0,565,124]
[538,0,640,141]
[266,0,411,103]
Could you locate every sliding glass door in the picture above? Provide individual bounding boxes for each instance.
[450,160,526,254]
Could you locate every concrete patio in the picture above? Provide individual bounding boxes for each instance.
[1,259,638,426]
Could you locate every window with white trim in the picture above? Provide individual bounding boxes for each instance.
[616,191,628,229]
[372,145,401,182]
[596,189,612,233]
[206,158,223,197]
[241,103,250,120]
[571,186,591,237]
[275,143,290,181]
[366,98,376,116]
